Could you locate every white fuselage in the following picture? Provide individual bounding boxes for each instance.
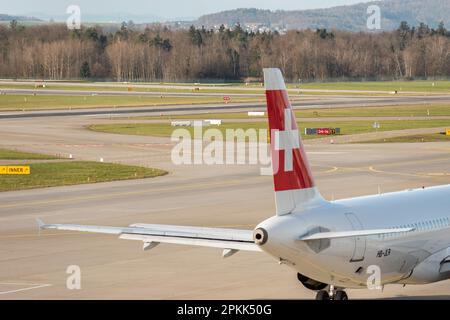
[257,184,450,288]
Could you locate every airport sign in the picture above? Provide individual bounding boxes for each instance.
[305,128,341,135]
[0,166,31,175]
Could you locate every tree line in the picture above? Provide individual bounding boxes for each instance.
[0,21,449,82]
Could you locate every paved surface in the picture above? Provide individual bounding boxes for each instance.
[1,112,450,299]
[1,80,448,95]
[2,94,450,119]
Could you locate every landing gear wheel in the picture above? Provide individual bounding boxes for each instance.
[315,290,330,300]
[334,290,348,300]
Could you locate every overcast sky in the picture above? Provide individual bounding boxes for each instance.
[3,0,374,20]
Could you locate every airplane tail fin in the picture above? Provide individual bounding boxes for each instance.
[264,68,326,215]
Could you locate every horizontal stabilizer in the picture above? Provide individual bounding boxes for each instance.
[37,220,260,252]
[299,227,415,241]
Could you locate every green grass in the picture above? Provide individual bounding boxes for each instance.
[359,133,450,143]
[0,161,167,192]
[0,94,262,111]
[88,120,450,140]
[128,112,262,120]
[0,148,58,160]
[0,84,400,96]
[123,104,450,121]
[290,80,450,93]
[291,104,450,118]
[0,83,265,95]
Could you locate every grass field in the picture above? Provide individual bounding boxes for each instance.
[0,148,58,160]
[0,84,265,95]
[182,79,450,92]
[0,161,167,192]
[359,133,450,143]
[0,94,262,111]
[123,104,450,121]
[88,119,450,139]
[290,80,450,93]
[290,104,450,118]
[0,84,404,97]
[124,112,261,121]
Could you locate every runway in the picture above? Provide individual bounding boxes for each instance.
[0,80,446,95]
[1,111,450,299]
[2,94,450,119]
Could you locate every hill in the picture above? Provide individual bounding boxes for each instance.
[196,0,450,32]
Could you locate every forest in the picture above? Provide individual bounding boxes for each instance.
[0,21,449,82]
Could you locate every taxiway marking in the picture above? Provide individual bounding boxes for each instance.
[0,282,52,295]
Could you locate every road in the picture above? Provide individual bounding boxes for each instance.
[1,111,450,299]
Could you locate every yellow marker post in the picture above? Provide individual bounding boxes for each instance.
[446,129,450,136]
[0,166,31,175]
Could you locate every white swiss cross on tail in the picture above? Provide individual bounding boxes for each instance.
[274,108,299,172]
[264,68,325,215]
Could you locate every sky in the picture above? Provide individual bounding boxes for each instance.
[3,0,374,20]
